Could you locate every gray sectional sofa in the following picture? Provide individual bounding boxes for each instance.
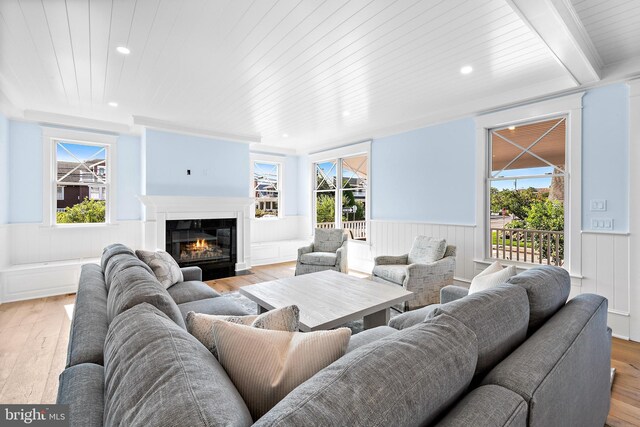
[58,244,611,427]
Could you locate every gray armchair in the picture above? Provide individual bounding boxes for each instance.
[371,236,456,310]
[295,228,349,276]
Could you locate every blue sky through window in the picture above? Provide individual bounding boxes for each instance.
[56,141,106,162]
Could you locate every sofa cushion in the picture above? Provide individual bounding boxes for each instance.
[388,304,441,330]
[372,264,407,285]
[481,294,611,427]
[104,303,252,427]
[255,314,478,427]
[346,325,397,353]
[56,363,104,427]
[167,280,219,304]
[300,251,337,266]
[408,236,447,264]
[66,264,109,367]
[178,295,250,320]
[313,228,346,253]
[186,305,300,357]
[436,385,527,427]
[429,285,529,377]
[212,320,351,420]
[505,265,571,333]
[136,249,184,288]
[107,264,185,328]
[468,261,517,294]
[101,243,135,271]
[104,253,154,292]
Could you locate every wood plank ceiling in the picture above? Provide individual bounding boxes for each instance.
[0,0,638,152]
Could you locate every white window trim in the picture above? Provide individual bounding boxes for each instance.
[474,93,583,277]
[42,127,118,227]
[309,141,371,242]
[249,153,284,220]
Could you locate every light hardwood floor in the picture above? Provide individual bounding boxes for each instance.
[0,261,638,426]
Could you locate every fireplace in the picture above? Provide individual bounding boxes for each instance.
[165,218,237,280]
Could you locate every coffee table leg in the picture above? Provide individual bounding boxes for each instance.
[363,308,390,329]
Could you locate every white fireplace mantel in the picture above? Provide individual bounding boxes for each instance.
[139,195,254,271]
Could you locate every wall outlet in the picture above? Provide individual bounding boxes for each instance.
[590,199,607,211]
[591,218,613,230]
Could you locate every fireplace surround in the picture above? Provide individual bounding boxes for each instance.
[166,218,237,279]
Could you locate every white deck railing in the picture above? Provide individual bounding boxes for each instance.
[317,221,367,240]
[491,227,564,266]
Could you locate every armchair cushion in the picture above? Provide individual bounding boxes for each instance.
[408,236,447,264]
[300,252,337,266]
[372,265,407,285]
[314,228,347,253]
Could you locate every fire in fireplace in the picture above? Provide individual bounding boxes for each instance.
[166,218,237,280]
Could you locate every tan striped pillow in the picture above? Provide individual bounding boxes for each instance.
[185,305,300,357]
[210,320,351,420]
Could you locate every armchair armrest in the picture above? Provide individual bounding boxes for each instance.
[405,256,456,280]
[374,254,408,266]
[297,244,314,261]
[181,266,202,282]
[335,245,348,273]
[440,285,469,304]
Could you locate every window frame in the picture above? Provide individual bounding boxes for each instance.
[42,127,117,227]
[309,141,371,243]
[249,154,284,220]
[474,93,583,277]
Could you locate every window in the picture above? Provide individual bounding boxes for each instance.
[488,117,566,265]
[253,161,280,218]
[314,153,368,241]
[55,140,109,224]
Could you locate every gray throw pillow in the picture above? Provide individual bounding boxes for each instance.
[136,250,183,289]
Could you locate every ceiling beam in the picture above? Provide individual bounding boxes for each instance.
[507,0,602,85]
[133,116,262,144]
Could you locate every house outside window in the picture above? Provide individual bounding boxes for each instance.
[253,161,281,218]
[54,140,109,224]
[313,150,368,241]
[488,117,566,266]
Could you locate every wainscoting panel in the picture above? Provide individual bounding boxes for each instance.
[251,216,309,243]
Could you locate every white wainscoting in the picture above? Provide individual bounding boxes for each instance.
[0,225,9,269]
[0,221,143,303]
[251,216,310,266]
[349,220,631,338]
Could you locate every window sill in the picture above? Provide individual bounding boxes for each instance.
[41,222,119,229]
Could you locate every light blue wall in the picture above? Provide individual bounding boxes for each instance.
[9,121,43,223]
[297,155,310,217]
[283,155,299,216]
[0,114,9,224]
[116,134,142,220]
[371,118,476,224]
[582,84,629,232]
[143,129,249,197]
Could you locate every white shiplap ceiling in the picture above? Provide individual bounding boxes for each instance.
[0,0,639,153]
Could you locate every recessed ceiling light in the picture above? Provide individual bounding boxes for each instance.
[108,101,118,107]
[343,111,351,117]
[460,65,473,75]
[116,46,130,55]
[508,126,516,130]
[282,133,289,138]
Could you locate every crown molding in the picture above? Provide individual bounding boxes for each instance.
[250,143,296,156]
[133,115,261,144]
[23,110,132,134]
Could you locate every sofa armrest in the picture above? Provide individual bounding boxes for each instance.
[440,285,470,304]
[297,244,314,261]
[336,245,348,272]
[181,266,202,282]
[374,254,408,266]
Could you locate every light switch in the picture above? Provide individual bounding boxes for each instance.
[590,199,607,211]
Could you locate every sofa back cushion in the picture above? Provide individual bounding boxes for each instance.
[408,236,447,264]
[255,313,478,427]
[104,253,154,292]
[429,284,529,378]
[313,228,347,253]
[506,265,571,334]
[104,303,252,427]
[101,243,135,271]
[107,264,186,328]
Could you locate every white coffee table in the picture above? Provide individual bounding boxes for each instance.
[239,270,413,332]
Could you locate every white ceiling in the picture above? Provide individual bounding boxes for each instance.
[0,0,639,153]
